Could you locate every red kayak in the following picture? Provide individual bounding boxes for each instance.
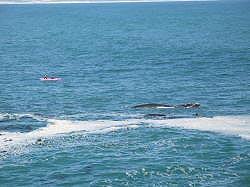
[40,77,61,81]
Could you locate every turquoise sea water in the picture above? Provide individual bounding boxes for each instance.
[0,1,250,186]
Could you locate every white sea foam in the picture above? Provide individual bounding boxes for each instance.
[38,115,250,140]
[0,0,216,5]
[145,116,250,140]
[0,118,143,152]
[29,118,142,136]
[1,115,250,153]
[0,113,18,122]
[0,113,47,122]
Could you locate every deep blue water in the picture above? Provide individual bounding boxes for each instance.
[0,1,250,186]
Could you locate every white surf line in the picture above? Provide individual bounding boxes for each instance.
[27,118,142,137]
[1,115,249,153]
[144,116,250,140]
[0,0,217,5]
[41,116,250,139]
[0,119,142,148]
[0,113,48,122]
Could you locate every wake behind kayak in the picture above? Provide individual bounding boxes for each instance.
[40,78,61,81]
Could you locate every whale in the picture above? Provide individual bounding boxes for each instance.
[133,104,174,108]
[133,103,200,109]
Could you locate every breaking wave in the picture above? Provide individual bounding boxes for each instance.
[1,113,250,154]
[0,113,46,123]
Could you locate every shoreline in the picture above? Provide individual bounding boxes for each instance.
[0,0,216,5]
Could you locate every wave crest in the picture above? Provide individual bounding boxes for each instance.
[1,114,250,155]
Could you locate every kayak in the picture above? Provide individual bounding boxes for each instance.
[40,78,61,81]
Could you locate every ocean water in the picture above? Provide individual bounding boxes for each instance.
[0,0,250,186]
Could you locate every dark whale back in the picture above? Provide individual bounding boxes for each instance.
[133,104,173,108]
[133,103,200,108]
